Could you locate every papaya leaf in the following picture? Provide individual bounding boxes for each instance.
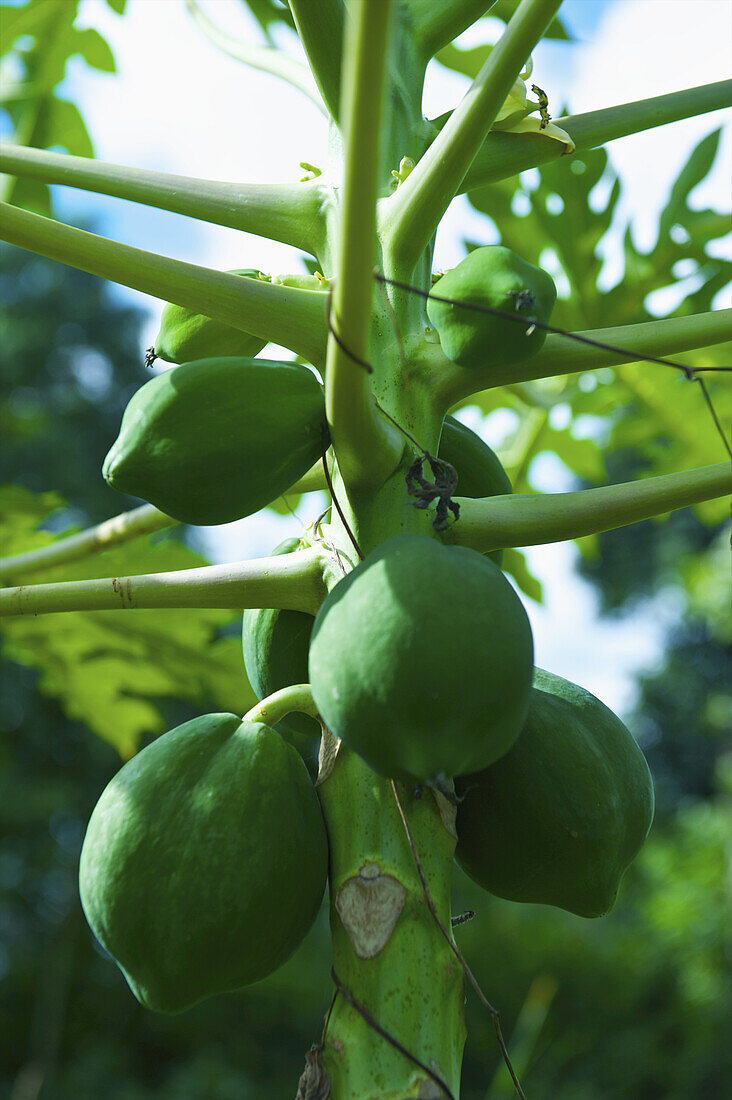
[72,27,116,74]
[241,0,296,41]
[536,427,606,484]
[0,0,122,211]
[0,486,256,758]
[0,0,73,58]
[461,122,731,504]
[31,97,93,158]
[658,128,721,241]
[434,41,497,82]
[432,0,569,75]
[2,175,50,215]
[500,547,543,603]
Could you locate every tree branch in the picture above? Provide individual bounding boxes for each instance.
[0,549,328,619]
[326,0,404,494]
[382,0,561,273]
[185,0,328,115]
[0,202,329,366]
[0,143,327,257]
[454,79,732,191]
[443,464,732,552]
[0,505,176,584]
[289,0,344,122]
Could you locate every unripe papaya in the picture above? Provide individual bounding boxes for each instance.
[427,245,556,370]
[103,357,326,525]
[455,669,655,918]
[242,537,319,772]
[79,713,328,1014]
[308,535,534,783]
[438,415,511,565]
[438,415,511,500]
[152,269,267,364]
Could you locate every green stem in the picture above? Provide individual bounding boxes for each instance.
[0,202,328,366]
[0,504,176,584]
[243,684,320,727]
[288,0,345,122]
[289,458,330,495]
[0,549,327,618]
[432,310,732,404]
[184,0,328,115]
[383,0,561,272]
[445,463,732,553]
[326,0,404,494]
[456,79,732,191]
[0,143,328,257]
[318,748,465,1099]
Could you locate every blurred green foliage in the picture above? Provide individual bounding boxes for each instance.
[0,0,126,212]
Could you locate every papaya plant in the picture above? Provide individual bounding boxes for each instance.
[0,2,730,1097]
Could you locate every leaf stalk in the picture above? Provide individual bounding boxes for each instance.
[0,202,329,365]
[0,549,328,619]
[445,464,732,552]
[0,142,328,257]
[0,504,176,584]
[325,0,404,494]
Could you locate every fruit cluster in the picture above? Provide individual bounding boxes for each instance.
[80,250,654,1014]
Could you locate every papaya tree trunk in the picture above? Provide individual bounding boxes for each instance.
[318,749,465,1099]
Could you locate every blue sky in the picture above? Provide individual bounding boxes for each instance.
[7,0,731,718]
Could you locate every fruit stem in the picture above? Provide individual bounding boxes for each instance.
[243,684,320,727]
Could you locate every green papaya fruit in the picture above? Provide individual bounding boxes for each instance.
[438,414,511,565]
[438,415,511,499]
[427,245,556,370]
[103,357,326,525]
[455,669,655,918]
[308,535,534,783]
[242,537,320,772]
[152,269,267,364]
[79,713,328,1014]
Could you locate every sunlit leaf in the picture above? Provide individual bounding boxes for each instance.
[0,486,256,758]
[72,27,115,74]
